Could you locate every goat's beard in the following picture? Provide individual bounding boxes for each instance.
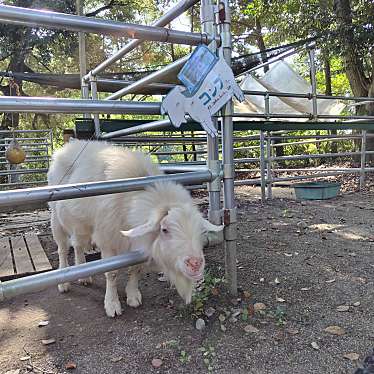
[167,270,194,304]
[150,239,200,304]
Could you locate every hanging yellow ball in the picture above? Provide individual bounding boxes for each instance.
[5,139,26,164]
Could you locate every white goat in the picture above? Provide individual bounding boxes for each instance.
[47,140,221,317]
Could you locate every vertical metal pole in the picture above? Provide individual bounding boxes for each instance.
[201,0,221,225]
[308,45,318,120]
[259,130,266,202]
[360,129,367,190]
[218,0,237,296]
[90,75,101,137]
[77,0,89,119]
[264,94,271,199]
[266,133,273,199]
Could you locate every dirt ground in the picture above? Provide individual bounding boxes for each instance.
[1,185,374,374]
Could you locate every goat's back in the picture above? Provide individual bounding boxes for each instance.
[47,140,162,186]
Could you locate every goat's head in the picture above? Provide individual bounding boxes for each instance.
[121,192,222,304]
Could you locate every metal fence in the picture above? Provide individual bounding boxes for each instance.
[106,127,374,202]
[0,129,52,189]
[0,0,238,299]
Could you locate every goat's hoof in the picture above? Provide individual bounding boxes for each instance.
[79,277,93,286]
[126,290,142,308]
[58,282,70,293]
[105,299,122,317]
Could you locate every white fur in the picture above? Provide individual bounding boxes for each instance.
[48,140,220,317]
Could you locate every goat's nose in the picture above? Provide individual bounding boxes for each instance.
[185,256,204,272]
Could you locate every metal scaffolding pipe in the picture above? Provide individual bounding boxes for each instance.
[0,5,217,46]
[87,0,201,78]
[0,96,161,114]
[101,118,172,139]
[0,250,148,301]
[106,55,189,100]
[160,165,211,173]
[96,78,176,92]
[0,171,215,209]
[219,0,237,297]
[201,0,222,226]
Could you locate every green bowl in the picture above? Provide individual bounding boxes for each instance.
[293,181,341,200]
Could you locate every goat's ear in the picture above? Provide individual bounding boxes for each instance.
[121,222,158,238]
[121,209,169,238]
[201,218,224,232]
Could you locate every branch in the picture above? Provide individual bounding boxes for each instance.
[85,0,118,17]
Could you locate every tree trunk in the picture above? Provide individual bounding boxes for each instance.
[255,18,268,74]
[333,0,369,98]
[334,0,374,161]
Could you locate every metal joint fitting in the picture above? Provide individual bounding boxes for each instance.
[207,160,221,192]
[89,73,97,82]
[223,163,235,179]
[208,209,223,225]
[223,208,237,225]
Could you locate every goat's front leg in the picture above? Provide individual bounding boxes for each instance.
[126,265,143,308]
[104,270,122,317]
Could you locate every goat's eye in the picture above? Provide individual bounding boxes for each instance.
[162,228,168,234]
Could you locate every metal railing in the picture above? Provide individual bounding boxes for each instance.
[0,0,238,298]
[0,129,52,189]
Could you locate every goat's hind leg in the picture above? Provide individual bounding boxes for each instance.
[72,234,93,286]
[51,210,71,293]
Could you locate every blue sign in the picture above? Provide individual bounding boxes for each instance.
[177,45,218,95]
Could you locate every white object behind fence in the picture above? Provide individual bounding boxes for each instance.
[238,61,346,118]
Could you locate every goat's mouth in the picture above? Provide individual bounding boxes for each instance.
[182,269,204,281]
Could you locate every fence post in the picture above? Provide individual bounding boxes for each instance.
[260,130,266,202]
[201,0,221,226]
[89,75,101,137]
[266,132,273,199]
[218,0,237,296]
[360,129,367,190]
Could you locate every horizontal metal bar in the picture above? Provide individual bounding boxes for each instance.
[270,151,374,161]
[160,165,211,173]
[233,113,312,119]
[0,137,49,142]
[241,90,374,103]
[96,78,175,92]
[88,0,200,77]
[0,171,215,209]
[0,180,48,189]
[0,147,49,152]
[0,250,148,301]
[0,142,51,147]
[0,5,217,46]
[101,118,173,139]
[270,137,359,148]
[233,113,374,120]
[152,150,205,156]
[270,169,374,183]
[0,97,161,114]
[0,129,51,134]
[0,168,48,176]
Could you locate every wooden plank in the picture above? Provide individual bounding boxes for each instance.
[25,234,52,272]
[10,235,34,274]
[0,237,14,278]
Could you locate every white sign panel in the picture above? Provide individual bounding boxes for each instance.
[161,46,244,137]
